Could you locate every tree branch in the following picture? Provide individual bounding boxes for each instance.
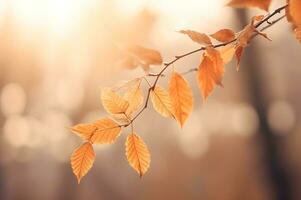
[122,4,288,127]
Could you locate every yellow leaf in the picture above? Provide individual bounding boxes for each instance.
[150,86,174,118]
[101,88,129,114]
[168,72,193,127]
[71,142,95,183]
[91,118,121,144]
[179,30,212,45]
[71,123,97,141]
[125,133,150,177]
[227,0,272,11]
[197,47,225,100]
[124,79,144,115]
[218,44,236,64]
[210,29,235,43]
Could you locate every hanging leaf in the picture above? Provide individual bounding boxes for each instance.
[71,142,95,183]
[150,86,175,118]
[227,0,272,11]
[179,30,212,45]
[218,44,236,64]
[101,88,129,115]
[125,133,151,177]
[124,79,144,116]
[235,45,244,71]
[210,29,236,43]
[197,47,224,100]
[168,72,193,127]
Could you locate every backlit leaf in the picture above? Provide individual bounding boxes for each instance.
[125,133,150,177]
[71,123,96,141]
[91,118,121,144]
[210,29,235,43]
[124,79,144,115]
[218,44,236,64]
[179,30,212,45]
[101,88,129,114]
[127,45,163,65]
[227,0,272,11]
[71,142,95,183]
[169,72,193,127]
[197,47,225,100]
[150,86,175,118]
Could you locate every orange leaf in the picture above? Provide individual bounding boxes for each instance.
[179,30,212,45]
[101,88,129,114]
[124,79,144,116]
[227,0,272,11]
[168,72,193,127]
[71,142,95,183]
[91,118,121,144]
[235,45,244,71]
[150,86,175,118]
[71,123,97,141]
[197,47,225,100]
[125,133,150,177]
[287,0,301,43]
[210,29,236,43]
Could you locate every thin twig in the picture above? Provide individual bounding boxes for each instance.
[122,4,288,127]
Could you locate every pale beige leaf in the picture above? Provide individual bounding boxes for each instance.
[101,88,129,114]
[127,45,163,65]
[91,118,121,144]
[71,142,95,183]
[179,30,212,45]
[150,86,174,118]
[210,29,235,42]
[124,79,144,115]
[227,0,272,11]
[125,133,150,177]
[218,44,236,64]
[169,72,193,127]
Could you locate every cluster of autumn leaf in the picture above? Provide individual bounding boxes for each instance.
[70,0,301,183]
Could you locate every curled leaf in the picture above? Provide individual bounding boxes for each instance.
[126,133,151,177]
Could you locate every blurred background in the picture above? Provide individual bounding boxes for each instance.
[0,0,300,199]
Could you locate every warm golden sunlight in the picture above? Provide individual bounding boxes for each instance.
[0,0,301,200]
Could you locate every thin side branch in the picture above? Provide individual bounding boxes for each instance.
[122,4,288,127]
